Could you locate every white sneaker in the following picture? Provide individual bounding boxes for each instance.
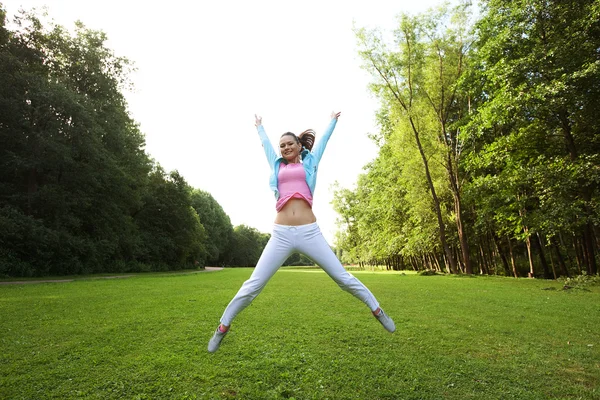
[375,309,396,333]
[207,327,228,353]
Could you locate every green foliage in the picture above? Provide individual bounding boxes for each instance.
[0,7,242,276]
[338,0,600,278]
[342,3,473,272]
[563,272,600,290]
[0,9,150,275]
[283,252,314,266]
[190,189,233,266]
[461,0,600,275]
[134,167,207,268]
[226,225,270,267]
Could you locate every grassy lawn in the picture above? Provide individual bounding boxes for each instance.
[1,268,598,399]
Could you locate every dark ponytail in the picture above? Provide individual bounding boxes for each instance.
[298,129,316,151]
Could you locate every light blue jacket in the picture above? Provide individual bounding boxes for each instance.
[257,118,338,200]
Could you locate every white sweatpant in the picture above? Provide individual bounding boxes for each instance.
[220,222,380,326]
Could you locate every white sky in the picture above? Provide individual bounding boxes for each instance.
[3,0,454,243]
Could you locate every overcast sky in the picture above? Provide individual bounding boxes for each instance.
[3,0,461,243]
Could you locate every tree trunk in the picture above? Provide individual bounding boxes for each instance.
[552,238,569,277]
[486,233,496,275]
[432,252,442,272]
[410,256,418,271]
[572,234,583,274]
[558,109,578,162]
[534,233,552,279]
[429,253,437,271]
[432,36,469,274]
[479,244,489,275]
[507,236,519,278]
[475,245,483,274]
[448,154,472,274]
[409,118,458,274]
[582,224,597,275]
[455,246,465,273]
[548,245,558,280]
[559,232,575,273]
[492,233,511,276]
[524,227,535,278]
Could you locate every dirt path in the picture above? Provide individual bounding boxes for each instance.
[0,267,224,285]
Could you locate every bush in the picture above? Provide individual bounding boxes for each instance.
[562,272,600,290]
[418,269,439,276]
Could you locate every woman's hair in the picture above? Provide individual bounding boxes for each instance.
[281,129,316,151]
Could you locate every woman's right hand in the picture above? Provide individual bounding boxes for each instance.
[331,111,341,120]
[255,114,262,127]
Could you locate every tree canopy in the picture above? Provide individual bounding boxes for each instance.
[0,6,268,276]
[334,0,599,277]
[3,1,598,278]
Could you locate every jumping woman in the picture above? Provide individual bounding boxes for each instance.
[208,111,395,353]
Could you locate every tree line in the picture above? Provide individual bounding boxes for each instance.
[333,0,599,278]
[0,6,288,276]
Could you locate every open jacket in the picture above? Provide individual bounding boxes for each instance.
[257,118,338,200]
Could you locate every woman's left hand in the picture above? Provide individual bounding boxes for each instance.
[331,111,341,120]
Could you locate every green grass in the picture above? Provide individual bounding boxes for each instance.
[1,269,599,399]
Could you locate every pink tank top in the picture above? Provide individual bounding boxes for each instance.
[275,162,313,212]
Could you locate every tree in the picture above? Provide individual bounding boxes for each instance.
[190,189,233,266]
[226,225,270,267]
[463,0,600,276]
[0,7,228,276]
[134,167,206,269]
[355,2,474,273]
[0,8,151,275]
[333,111,445,272]
[336,0,599,278]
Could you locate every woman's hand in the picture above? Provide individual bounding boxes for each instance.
[255,114,262,127]
[331,111,341,120]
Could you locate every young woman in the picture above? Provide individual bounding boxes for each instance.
[208,112,395,353]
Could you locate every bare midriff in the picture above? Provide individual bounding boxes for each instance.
[274,198,317,226]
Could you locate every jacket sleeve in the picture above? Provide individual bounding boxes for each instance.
[257,125,279,169]
[310,118,337,164]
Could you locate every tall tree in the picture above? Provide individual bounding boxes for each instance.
[134,167,206,268]
[464,0,600,275]
[190,189,233,266]
[355,3,473,273]
[0,7,229,275]
[0,8,151,274]
[226,225,269,267]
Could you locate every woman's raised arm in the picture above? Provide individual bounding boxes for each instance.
[255,114,278,167]
[310,111,341,163]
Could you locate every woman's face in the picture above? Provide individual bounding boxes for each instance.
[279,134,302,162]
